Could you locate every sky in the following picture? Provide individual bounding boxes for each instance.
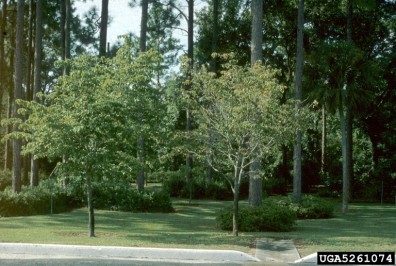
[75,0,198,49]
[75,0,142,45]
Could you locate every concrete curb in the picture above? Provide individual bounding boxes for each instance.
[0,243,260,263]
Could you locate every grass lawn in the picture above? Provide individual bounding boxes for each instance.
[0,199,395,257]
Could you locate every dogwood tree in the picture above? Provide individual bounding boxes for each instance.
[18,45,163,237]
[186,60,304,236]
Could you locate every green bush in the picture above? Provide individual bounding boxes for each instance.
[0,170,12,191]
[0,183,79,217]
[163,175,245,200]
[262,195,335,219]
[297,195,335,219]
[93,182,174,213]
[216,203,297,232]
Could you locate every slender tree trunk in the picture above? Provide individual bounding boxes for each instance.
[345,0,353,203]
[321,105,327,175]
[139,0,148,53]
[0,0,7,105]
[26,0,34,101]
[186,0,194,198]
[340,86,350,213]
[13,0,25,193]
[0,0,7,160]
[136,0,149,192]
[4,96,13,171]
[206,0,219,185]
[249,0,263,207]
[63,0,71,76]
[60,0,65,61]
[4,2,13,171]
[31,0,43,187]
[86,172,95,237]
[250,0,263,64]
[293,0,304,203]
[209,0,218,72]
[23,0,34,185]
[99,0,108,57]
[233,161,242,237]
[232,181,239,237]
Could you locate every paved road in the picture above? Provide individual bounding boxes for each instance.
[0,258,247,266]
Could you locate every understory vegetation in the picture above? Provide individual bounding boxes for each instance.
[0,178,174,217]
[216,195,335,232]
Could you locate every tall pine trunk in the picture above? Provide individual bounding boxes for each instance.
[99,0,108,57]
[23,0,34,184]
[185,0,194,200]
[0,0,7,137]
[3,1,13,171]
[206,0,219,185]
[293,0,304,203]
[13,0,25,193]
[31,0,43,186]
[86,171,95,237]
[321,105,327,175]
[343,0,353,209]
[340,86,350,212]
[249,0,263,207]
[136,0,149,192]
[63,0,71,76]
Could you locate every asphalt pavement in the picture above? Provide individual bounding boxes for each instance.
[0,238,329,265]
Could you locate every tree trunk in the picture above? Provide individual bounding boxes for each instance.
[26,0,34,101]
[342,0,353,212]
[321,105,327,175]
[0,0,7,160]
[206,0,219,185]
[136,136,145,191]
[86,173,95,237]
[3,2,14,171]
[60,0,65,60]
[233,167,241,237]
[0,0,6,91]
[99,0,108,57]
[249,0,263,207]
[209,0,219,72]
[293,0,304,203]
[63,0,71,76]
[250,0,263,64]
[136,0,149,191]
[186,0,194,197]
[4,94,13,171]
[31,0,43,186]
[340,86,350,213]
[13,0,25,193]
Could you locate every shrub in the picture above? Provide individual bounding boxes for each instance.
[216,203,297,232]
[0,170,12,191]
[163,174,245,200]
[262,195,335,219]
[93,182,174,213]
[0,183,79,217]
[297,195,335,219]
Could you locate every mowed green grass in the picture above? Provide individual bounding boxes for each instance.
[0,199,395,257]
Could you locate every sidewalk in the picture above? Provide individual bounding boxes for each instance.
[0,243,259,264]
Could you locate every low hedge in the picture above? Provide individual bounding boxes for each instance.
[0,184,79,217]
[216,195,334,232]
[262,195,335,219]
[216,202,297,232]
[162,175,243,200]
[0,170,12,191]
[93,182,174,213]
